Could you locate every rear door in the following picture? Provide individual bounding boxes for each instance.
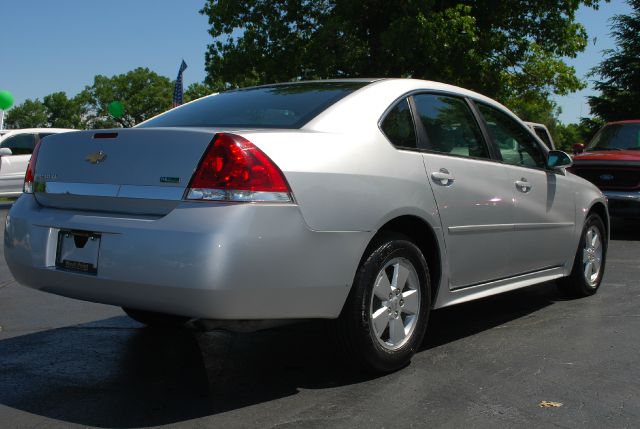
[412,93,515,289]
[477,103,576,274]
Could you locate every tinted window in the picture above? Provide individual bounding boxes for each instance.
[138,82,370,129]
[413,94,489,159]
[587,123,640,151]
[478,104,545,168]
[0,133,36,155]
[380,98,417,149]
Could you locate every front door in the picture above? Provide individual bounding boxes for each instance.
[477,103,576,275]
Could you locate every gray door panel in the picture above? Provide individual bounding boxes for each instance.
[422,154,514,288]
[505,165,576,273]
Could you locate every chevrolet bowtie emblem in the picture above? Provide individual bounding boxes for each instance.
[86,151,107,164]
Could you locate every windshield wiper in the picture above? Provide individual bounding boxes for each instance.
[586,147,623,151]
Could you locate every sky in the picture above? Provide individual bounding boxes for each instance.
[0,0,633,125]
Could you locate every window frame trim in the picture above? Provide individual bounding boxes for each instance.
[408,91,495,163]
[378,95,420,151]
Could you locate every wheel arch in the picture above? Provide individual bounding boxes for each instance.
[588,201,610,241]
[360,215,443,305]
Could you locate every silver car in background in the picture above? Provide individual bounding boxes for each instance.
[4,79,608,372]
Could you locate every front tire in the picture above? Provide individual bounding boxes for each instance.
[122,307,190,328]
[557,213,607,297]
[337,233,431,373]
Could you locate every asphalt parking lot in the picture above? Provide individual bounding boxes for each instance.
[1,205,639,428]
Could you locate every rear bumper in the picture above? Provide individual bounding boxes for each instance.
[604,190,640,218]
[4,195,370,319]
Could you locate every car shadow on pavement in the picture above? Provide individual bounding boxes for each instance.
[0,283,562,427]
[423,281,559,350]
[610,218,640,241]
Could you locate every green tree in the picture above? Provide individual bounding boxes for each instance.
[555,118,604,150]
[589,0,640,121]
[200,0,599,102]
[80,67,173,128]
[184,82,223,102]
[5,99,48,128]
[42,92,86,128]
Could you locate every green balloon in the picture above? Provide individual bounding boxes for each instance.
[108,101,124,118]
[0,90,14,110]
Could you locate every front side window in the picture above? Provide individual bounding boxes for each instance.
[412,94,489,159]
[478,104,545,168]
[0,133,36,155]
[380,98,417,149]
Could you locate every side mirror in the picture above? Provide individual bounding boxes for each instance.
[573,143,585,154]
[547,150,573,170]
[0,148,12,156]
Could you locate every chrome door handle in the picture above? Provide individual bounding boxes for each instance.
[515,178,532,193]
[431,168,455,186]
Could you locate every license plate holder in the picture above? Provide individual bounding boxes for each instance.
[56,230,101,274]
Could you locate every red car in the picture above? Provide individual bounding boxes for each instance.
[571,120,640,217]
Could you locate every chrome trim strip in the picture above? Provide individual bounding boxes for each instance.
[37,182,184,201]
[118,185,184,200]
[41,182,119,197]
[514,222,574,231]
[448,222,574,234]
[448,224,514,234]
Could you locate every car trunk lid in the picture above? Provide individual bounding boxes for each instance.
[33,128,216,215]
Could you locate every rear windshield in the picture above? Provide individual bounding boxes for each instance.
[587,123,640,151]
[138,81,370,129]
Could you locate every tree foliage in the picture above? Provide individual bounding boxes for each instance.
[6,92,85,129]
[184,82,222,102]
[42,92,86,128]
[201,0,600,103]
[79,67,173,128]
[5,99,48,128]
[4,68,182,130]
[589,0,640,121]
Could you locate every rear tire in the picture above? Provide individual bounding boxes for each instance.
[122,307,190,328]
[557,213,607,297]
[336,233,431,373]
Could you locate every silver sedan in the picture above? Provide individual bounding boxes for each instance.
[4,79,608,372]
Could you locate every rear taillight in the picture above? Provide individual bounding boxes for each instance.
[185,133,293,202]
[23,139,43,193]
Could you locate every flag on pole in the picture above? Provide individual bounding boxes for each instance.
[172,60,188,107]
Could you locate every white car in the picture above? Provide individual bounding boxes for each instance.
[0,128,74,197]
[525,122,555,150]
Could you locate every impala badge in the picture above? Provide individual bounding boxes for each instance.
[86,151,107,164]
[599,174,614,181]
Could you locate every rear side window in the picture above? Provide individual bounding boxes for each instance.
[413,94,489,159]
[478,104,545,168]
[0,133,36,155]
[380,98,417,149]
[138,82,370,129]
